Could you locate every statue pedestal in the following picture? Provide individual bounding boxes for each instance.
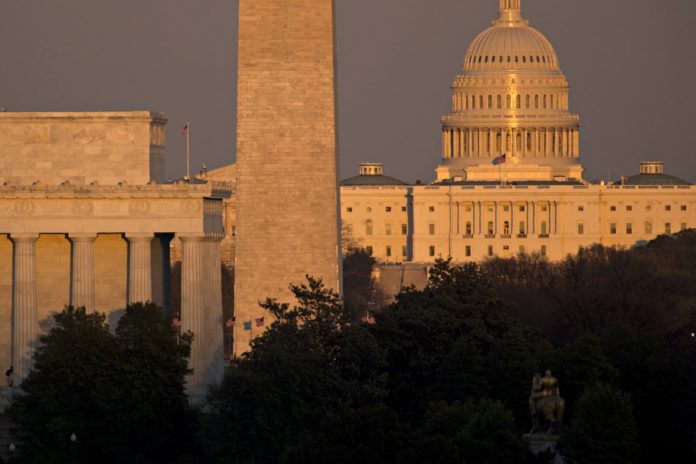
[524,434,564,464]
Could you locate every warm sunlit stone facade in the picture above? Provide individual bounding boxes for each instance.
[438,0,581,183]
[339,1,696,266]
[233,0,341,355]
[0,112,229,404]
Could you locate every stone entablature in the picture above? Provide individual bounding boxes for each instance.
[0,183,225,236]
[0,112,166,186]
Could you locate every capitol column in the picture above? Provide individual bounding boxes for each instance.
[126,233,153,304]
[453,128,460,157]
[69,233,97,312]
[179,234,223,404]
[11,234,39,384]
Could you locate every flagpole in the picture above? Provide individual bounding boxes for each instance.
[185,121,191,180]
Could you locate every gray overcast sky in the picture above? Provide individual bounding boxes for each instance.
[1,0,695,183]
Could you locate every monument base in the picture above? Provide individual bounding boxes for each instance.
[524,434,564,464]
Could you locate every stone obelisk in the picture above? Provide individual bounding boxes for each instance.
[233,0,342,354]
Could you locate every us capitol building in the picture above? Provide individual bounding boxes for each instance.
[339,0,694,269]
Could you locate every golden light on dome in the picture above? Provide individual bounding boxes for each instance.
[437,0,582,183]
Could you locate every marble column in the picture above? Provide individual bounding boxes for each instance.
[11,234,38,384]
[69,234,96,313]
[126,234,153,304]
[179,234,223,404]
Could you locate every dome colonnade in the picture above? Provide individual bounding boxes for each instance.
[437,0,581,182]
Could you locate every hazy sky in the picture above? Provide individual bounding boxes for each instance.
[1,0,695,183]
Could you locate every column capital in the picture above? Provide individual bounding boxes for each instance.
[68,233,97,242]
[125,233,155,241]
[176,233,206,243]
[10,233,39,242]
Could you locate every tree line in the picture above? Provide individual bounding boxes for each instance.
[6,231,696,463]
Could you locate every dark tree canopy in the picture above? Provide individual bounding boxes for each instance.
[8,304,195,464]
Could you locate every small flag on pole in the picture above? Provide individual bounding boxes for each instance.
[243,321,252,331]
[181,124,189,136]
[225,317,235,328]
[255,317,265,328]
[171,317,182,328]
[492,154,507,165]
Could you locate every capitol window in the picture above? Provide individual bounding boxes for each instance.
[386,206,391,212]
[497,95,502,109]
[610,206,616,212]
[347,207,352,213]
[366,207,372,212]
[519,205,525,212]
[535,95,539,109]
[365,220,373,236]
[665,223,672,234]
[503,221,511,235]
[488,95,493,108]
[503,205,510,212]
[578,223,584,235]
[488,246,494,257]
[665,205,671,212]
[516,95,521,109]
[681,205,687,211]
[366,246,373,256]
[429,246,436,257]
[626,205,632,212]
[681,223,687,231]
[540,221,548,235]
[578,206,584,212]
[610,223,617,234]
[626,223,633,235]
[402,206,407,212]
[429,206,435,212]
[519,221,526,234]
[487,221,495,235]
[429,224,435,235]
[543,95,548,109]
[645,221,653,234]
[386,246,392,257]
[465,222,472,235]
[540,245,547,256]
[385,224,392,236]
[402,224,408,235]
[465,246,472,257]
[526,95,530,109]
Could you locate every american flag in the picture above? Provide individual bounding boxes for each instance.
[255,317,265,327]
[225,317,235,328]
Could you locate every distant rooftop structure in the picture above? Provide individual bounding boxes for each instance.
[342,162,408,186]
[359,162,384,176]
[622,161,690,186]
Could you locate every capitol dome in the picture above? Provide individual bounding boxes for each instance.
[436,0,583,184]
[464,23,559,72]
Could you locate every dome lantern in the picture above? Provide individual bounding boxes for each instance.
[497,0,525,25]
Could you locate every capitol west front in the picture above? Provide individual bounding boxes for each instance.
[339,0,695,264]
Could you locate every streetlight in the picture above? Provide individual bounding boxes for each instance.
[8,442,15,453]
[70,432,77,443]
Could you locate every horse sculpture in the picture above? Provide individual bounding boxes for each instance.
[529,370,565,435]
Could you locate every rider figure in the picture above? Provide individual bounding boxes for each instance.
[528,372,544,416]
[541,370,559,398]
